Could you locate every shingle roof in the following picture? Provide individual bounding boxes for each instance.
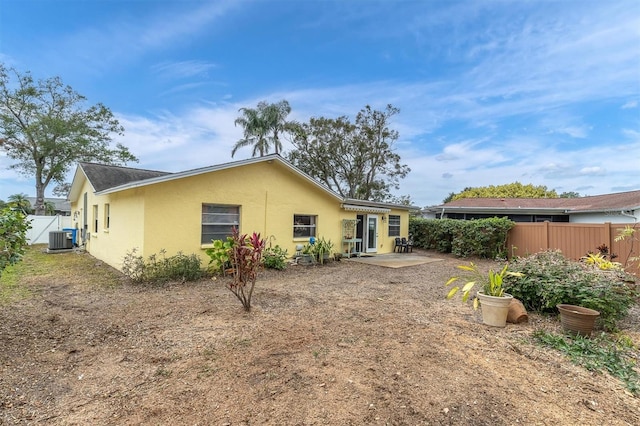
[435,190,640,212]
[79,162,171,192]
[26,197,71,212]
[74,156,416,211]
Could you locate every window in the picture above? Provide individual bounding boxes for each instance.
[388,215,400,237]
[202,204,240,244]
[104,204,110,230]
[92,205,98,233]
[293,215,317,238]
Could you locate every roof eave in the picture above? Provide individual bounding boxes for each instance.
[342,198,418,211]
[68,164,95,203]
[94,155,346,203]
[439,206,569,214]
[568,208,638,214]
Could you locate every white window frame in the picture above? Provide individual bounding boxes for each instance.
[104,204,110,230]
[202,204,240,244]
[293,214,317,239]
[388,214,401,237]
[92,204,98,233]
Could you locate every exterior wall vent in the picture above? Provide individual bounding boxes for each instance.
[49,231,72,250]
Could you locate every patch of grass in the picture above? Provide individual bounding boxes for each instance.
[0,244,124,305]
[0,262,32,304]
[533,329,639,395]
[155,367,172,378]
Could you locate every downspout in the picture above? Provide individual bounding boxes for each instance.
[620,210,637,222]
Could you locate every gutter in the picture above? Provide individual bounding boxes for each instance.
[620,210,637,222]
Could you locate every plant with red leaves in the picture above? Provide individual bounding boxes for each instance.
[226,227,266,311]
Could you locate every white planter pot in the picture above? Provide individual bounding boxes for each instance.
[477,291,513,327]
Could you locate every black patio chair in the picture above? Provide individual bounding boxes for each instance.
[394,237,407,253]
[401,237,413,253]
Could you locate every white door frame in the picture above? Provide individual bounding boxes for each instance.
[365,214,378,253]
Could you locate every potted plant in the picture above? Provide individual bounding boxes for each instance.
[446,262,523,327]
[298,244,316,266]
[314,237,334,264]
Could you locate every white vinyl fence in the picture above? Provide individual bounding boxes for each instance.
[26,215,73,245]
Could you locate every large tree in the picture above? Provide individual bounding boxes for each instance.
[287,104,410,201]
[232,100,296,157]
[447,182,559,202]
[0,64,137,215]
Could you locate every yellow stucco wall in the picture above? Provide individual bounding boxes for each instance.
[72,160,411,271]
[70,177,146,270]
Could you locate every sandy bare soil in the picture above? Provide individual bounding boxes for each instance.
[1,249,639,425]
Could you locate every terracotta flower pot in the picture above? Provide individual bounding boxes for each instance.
[477,291,513,327]
[557,304,600,337]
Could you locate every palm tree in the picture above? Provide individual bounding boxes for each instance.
[232,105,269,157]
[262,100,294,155]
[7,193,32,214]
[43,201,56,216]
[232,100,297,158]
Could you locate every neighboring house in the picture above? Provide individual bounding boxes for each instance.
[423,190,640,224]
[68,154,415,271]
[26,197,71,216]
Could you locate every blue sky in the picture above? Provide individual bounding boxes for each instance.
[1,0,639,207]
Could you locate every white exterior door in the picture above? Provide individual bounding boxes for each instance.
[366,215,378,253]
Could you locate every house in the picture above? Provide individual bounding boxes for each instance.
[68,154,415,271]
[423,190,640,224]
[26,197,71,216]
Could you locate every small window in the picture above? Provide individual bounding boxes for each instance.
[92,205,99,233]
[202,204,240,244]
[388,215,401,237]
[293,215,317,238]
[104,204,110,230]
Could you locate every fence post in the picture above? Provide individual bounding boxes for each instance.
[543,221,549,250]
[604,222,612,251]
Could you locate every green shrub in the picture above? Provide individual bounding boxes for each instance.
[205,237,234,275]
[0,208,31,277]
[122,248,204,284]
[451,217,514,259]
[263,245,288,270]
[504,250,638,331]
[409,217,514,258]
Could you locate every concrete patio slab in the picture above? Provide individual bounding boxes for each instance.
[345,253,444,269]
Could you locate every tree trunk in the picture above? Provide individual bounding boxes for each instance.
[34,183,46,216]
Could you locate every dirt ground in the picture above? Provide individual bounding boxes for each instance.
[1,248,639,425]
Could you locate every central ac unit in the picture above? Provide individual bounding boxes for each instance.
[49,231,72,250]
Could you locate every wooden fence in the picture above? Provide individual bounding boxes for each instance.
[507,222,638,271]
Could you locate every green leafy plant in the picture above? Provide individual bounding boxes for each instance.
[311,237,334,264]
[445,262,523,309]
[205,237,235,275]
[263,245,288,270]
[0,208,31,277]
[122,248,204,284]
[581,252,622,271]
[409,217,514,258]
[225,228,266,311]
[533,330,639,395]
[504,250,638,331]
[615,224,639,272]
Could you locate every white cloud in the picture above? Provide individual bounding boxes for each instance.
[579,166,607,176]
[621,100,638,109]
[151,60,218,80]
